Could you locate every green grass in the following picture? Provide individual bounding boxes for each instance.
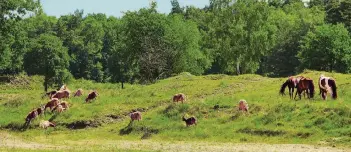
[0,70,350,150]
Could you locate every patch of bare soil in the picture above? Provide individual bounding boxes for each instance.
[0,132,63,150]
[0,132,349,152]
[74,140,351,152]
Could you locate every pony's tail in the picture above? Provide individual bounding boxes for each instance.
[308,80,315,98]
[279,80,289,95]
[329,79,337,99]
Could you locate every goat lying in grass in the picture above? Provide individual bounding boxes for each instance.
[130,111,142,121]
[40,120,55,129]
[182,116,197,126]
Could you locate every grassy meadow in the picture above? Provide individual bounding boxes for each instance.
[0,70,350,151]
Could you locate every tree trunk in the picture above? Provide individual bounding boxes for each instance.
[236,60,241,75]
[44,77,48,92]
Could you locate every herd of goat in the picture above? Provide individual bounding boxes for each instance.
[23,85,250,129]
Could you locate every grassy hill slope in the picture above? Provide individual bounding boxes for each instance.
[0,70,350,150]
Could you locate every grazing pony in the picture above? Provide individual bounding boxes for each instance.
[85,91,98,102]
[182,116,197,127]
[319,75,337,100]
[280,76,305,99]
[51,90,70,100]
[25,109,38,126]
[294,77,315,100]
[44,98,60,111]
[173,93,186,103]
[74,89,83,97]
[238,99,249,112]
[39,120,56,129]
[130,111,142,121]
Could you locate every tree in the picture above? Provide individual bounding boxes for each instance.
[24,34,70,91]
[170,0,184,14]
[0,0,40,72]
[298,24,351,73]
[259,2,325,77]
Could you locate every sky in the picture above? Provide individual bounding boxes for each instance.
[40,0,209,18]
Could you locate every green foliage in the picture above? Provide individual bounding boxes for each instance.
[23,34,70,90]
[298,24,351,73]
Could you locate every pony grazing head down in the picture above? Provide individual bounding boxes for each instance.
[319,75,337,100]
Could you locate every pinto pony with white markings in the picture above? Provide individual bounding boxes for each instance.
[319,75,337,100]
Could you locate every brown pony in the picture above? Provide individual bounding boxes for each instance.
[44,98,60,111]
[130,111,142,121]
[294,77,315,100]
[51,90,70,99]
[280,76,305,99]
[74,89,83,97]
[173,93,186,103]
[319,75,337,100]
[85,91,98,102]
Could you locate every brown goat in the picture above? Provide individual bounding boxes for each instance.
[85,91,98,102]
[130,111,142,121]
[238,99,249,112]
[74,89,83,97]
[51,90,70,100]
[52,105,65,113]
[39,120,56,129]
[51,101,69,113]
[36,107,44,116]
[44,98,60,111]
[182,116,197,127]
[25,110,38,124]
[173,93,186,103]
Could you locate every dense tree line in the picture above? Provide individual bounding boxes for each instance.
[1,0,351,90]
